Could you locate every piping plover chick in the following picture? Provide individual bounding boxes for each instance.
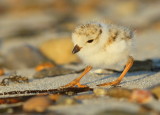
[62,22,134,88]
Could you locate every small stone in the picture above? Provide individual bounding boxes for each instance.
[150,84,160,99]
[106,87,132,99]
[65,91,75,96]
[35,62,56,72]
[130,89,153,104]
[39,38,80,64]
[93,88,107,96]
[48,94,61,101]
[56,96,78,105]
[74,94,95,100]
[0,98,21,104]
[3,44,54,70]
[33,67,75,78]
[0,68,4,76]
[130,60,153,72]
[152,59,160,72]
[23,96,51,112]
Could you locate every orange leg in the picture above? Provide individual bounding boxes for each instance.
[97,56,134,86]
[61,66,92,88]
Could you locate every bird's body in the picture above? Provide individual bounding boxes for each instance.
[72,22,133,68]
[61,21,134,88]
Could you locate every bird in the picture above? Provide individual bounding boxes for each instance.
[62,21,134,88]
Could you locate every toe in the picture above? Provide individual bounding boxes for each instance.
[77,83,89,88]
[60,82,88,88]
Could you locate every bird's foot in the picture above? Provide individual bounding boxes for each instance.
[76,82,89,88]
[60,81,88,88]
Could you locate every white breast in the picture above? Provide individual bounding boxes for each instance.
[77,39,131,68]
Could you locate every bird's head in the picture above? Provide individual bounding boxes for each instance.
[72,22,103,54]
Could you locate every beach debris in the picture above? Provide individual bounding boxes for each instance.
[130,89,154,104]
[23,96,51,112]
[48,94,62,101]
[0,74,29,86]
[35,62,55,72]
[65,91,76,96]
[3,45,54,69]
[0,87,93,96]
[0,98,21,104]
[106,87,132,99]
[93,88,107,96]
[94,88,156,104]
[33,67,75,78]
[56,96,78,105]
[0,68,4,76]
[0,95,33,105]
[129,60,153,72]
[150,84,160,99]
[74,94,95,100]
[152,59,160,72]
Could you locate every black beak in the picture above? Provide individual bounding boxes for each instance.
[72,45,81,54]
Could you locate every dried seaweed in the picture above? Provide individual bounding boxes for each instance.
[0,87,93,97]
[0,74,29,86]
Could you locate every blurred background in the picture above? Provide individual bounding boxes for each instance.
[0,0,160,70]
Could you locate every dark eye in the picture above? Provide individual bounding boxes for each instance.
[87,39,94,43]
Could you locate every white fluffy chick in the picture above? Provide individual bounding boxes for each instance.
[62,22,134,88]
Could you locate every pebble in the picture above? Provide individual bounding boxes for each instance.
[106,87,132,99]
[74,94,95,100]
[130,89,153,104]
[48,94,61,101]
[56,96,78,105]
[0,68,4,76]
[39,38,79,64]
[23,96,51,112]
[3,44,54,70]
[93,88,107,96]
[150,84,160,99]
[130,60,153,72]
[35,62,56,72]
